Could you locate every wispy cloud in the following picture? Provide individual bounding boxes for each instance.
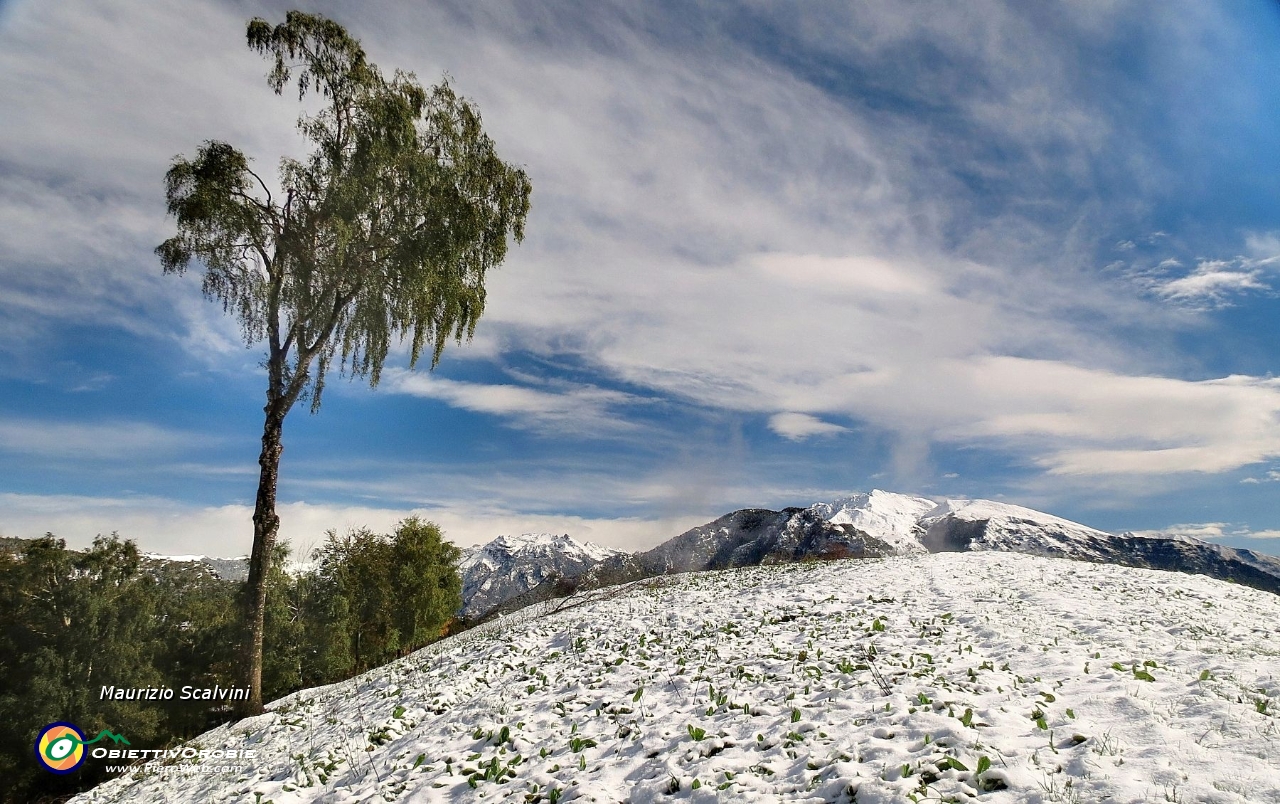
[1156,259,1269,305]
[0,493,705,555]
[1127,232,1280,308]
[384,370,644,435]
[0,418,217,460]
[1130,522,1280,541]
[2,0,1279,543]
[768,413,849,441]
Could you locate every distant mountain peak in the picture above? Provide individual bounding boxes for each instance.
[808,489,937,554]
[459,532,626,619]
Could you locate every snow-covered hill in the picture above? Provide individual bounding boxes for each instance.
[914,498,1115,557]
[71,552,1280,803]
[460,533,625,619]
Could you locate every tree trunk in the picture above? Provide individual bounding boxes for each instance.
[238,402,286,716]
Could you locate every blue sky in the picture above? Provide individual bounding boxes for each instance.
[2,0,1280,557]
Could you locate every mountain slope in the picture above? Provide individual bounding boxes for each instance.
[807,490,937,554]
[459,533,625,619]
[918,498,1280,595]
[516,492,1280,608]
[71,553,1280,803]
[142,553,250,582]
[639,507,895,573]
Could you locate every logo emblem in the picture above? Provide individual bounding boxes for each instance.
[33,723,130,773]
[34,722,86,774]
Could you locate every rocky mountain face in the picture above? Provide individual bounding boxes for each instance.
[479,508,896,619]
[458,533,625,619]
[639,507,896,573]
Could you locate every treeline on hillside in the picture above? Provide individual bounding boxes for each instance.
[0,518,460,804]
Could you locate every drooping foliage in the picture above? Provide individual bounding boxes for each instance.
[156,10,529,713]
[157,11,531,412]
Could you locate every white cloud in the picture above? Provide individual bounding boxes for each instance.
[1157,260,1267,303]
[1244,231,1280,262]
[1142,239,1280,307]
[768,413,849,441]
[1131,522,1280,541]
[384,371,642,435]
[1241,470,1280,484]
[0,418,218,460]
[1,0,1277,506]
[0,493,704,555]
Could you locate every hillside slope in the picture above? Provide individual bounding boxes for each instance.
[72,553,1280,803]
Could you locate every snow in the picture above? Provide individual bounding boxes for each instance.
[916,499,1109,537]
[809,491,938,554]
[459,534,627,618]
[142,553,245,563]
[72,552,1280,803]
[460,534,623,572]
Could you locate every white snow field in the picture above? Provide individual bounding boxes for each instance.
[73,553,1279,803]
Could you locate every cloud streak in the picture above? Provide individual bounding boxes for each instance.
[0,418,218,461]
[0,492,704,555]
[384,371,643,435]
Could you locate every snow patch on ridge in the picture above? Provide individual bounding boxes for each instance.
[916,498,1109,535]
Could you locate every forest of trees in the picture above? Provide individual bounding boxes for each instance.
[0,518,461,803]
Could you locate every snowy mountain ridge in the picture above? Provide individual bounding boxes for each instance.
[141,552,250,582]
[129,491,1280,619]
[458,533,626,619]
[485,490,1280,609]
[805,489,936,554]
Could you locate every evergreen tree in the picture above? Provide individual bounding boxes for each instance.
[0,537,166,802]
[389,517,462,651]
[306,519,461,678]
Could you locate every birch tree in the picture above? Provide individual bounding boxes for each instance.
[157,11,531,714]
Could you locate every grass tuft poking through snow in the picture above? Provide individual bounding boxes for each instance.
[72,553,1280,803]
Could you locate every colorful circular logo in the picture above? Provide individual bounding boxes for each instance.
[34,722,86,774]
